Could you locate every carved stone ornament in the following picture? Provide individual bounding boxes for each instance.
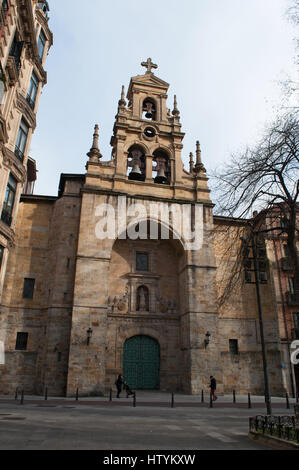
[2,147,26,183]
[108,284,129,314]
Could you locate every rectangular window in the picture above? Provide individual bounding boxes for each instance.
[26,71,39,109]
[229,339,239,355]
[136,253,149,272]
[22,278,35,299]
[15,332,28,351]
[293,313,299,329]
[0,245,4,269]
[37,29,46,60]
[15,119,29,162]
[1,174,17,226]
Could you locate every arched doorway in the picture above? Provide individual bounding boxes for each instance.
[123,335,160,389]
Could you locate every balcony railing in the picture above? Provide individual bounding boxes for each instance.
[26,94,35,110]
[286,291,299,306]
[1,207,12,226]
[292,328,299,340]
[281,257,294,271]
[14,145,24,163]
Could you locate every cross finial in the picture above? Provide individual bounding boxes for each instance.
[141,58,158,74]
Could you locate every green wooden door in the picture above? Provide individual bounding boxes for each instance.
[123,335,160,389]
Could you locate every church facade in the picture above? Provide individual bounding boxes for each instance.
[0,59,288,397]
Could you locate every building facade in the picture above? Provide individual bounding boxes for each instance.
[0,59,288,397]
[0,0,52,297]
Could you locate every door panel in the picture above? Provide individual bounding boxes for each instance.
[123,335,160,389]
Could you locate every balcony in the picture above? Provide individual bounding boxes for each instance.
[286,291,299,306]
[292,328,299,340]
[14,145,24,163]
[0,0,9,29]
[1,207,12,226]
[281,257,294,271]
[6,40,23,85]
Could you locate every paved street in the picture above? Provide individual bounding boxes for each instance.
[0,392,296,450]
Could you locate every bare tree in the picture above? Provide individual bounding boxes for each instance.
[213,112,299,295]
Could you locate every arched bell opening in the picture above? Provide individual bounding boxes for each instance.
[127,145,146,181]
[142,98,157,121]
[153,149,171,185]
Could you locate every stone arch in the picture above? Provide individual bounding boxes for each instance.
[140,95,159,121]
[152,148,171,184]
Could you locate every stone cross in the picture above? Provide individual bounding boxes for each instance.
[141,58,158,74]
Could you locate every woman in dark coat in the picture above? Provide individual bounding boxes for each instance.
[115,374,123,398]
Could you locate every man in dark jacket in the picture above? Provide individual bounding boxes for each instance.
[210,375,217,401]
[115,374,123,398]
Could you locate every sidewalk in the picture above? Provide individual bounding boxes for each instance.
[0,390,297,409]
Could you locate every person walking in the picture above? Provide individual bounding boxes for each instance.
[210,375,217,401]
[123,381,134,398]
[115,374,123,398]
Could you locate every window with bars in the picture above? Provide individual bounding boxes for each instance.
[22,278,35,299]
[229,339,239,355]
[15,332,28,351]
[136,253,149,272]
[244,242,268,284]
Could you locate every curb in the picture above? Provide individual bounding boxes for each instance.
[249,431,299,450]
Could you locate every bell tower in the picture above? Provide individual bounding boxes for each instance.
[109,58,187,193]
[85,58,211,204]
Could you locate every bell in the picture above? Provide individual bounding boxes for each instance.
[144,102,154,119]
[129,162,144,181]
[155,166,167,184]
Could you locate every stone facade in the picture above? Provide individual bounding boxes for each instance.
[0,0,52,298]
[0,59,286,397]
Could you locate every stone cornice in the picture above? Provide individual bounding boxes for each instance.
[16,91,36,130]
[35,9,53,46]
[81,186,215,207]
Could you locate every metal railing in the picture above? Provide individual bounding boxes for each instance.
[281,257,294,271]
[249,415,299,443]
[291,328,299,340]
[287,292,299,306]
[14,145,24,162]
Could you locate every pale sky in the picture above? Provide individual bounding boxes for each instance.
[31,0,298,197]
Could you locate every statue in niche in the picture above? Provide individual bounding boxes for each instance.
[137,285,149,312]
